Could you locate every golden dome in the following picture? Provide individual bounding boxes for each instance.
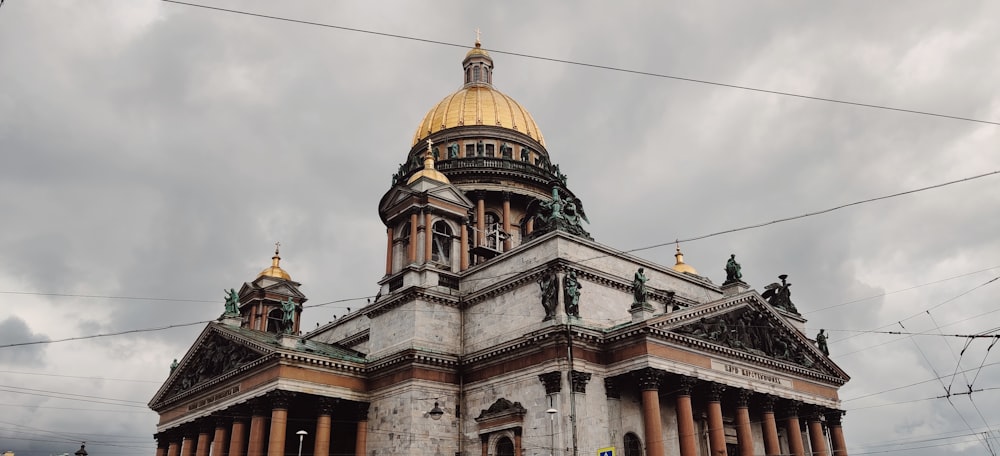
[673,245,698,275]
[412,86,545,147]
[258,246,291,280]
[408,142,450,185]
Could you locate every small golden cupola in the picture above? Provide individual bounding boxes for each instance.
[258,244,292,281]
[673,244,698,275]
[407,139,450,185]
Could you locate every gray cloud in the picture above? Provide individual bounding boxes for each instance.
[0,1,997,455]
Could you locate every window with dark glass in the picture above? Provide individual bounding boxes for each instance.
[485,144,495,157]
[473,66,481,82]
[623,433,642,456]
[266,308,283,333]
[495,437,515,456]
[465,144,475,157]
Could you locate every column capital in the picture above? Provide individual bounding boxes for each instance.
[213,415,229,428]
[317,397,339,415]
[735,389,753,408]
[355,401,371,421]
[707,383,726,402]
[604,377,621,399]
[675,375,697,396]
[824,409,845,426]
[571,370,592,393]
[636,367,662,391]
[539,371,562,394]
[268,390,296,410]
[783,400,801,418]
[759,394,776,412]
[502,191,512,201]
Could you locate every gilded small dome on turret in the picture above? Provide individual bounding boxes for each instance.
[258,244,292,280]
[673,245,698,275]
[408,140,450,185]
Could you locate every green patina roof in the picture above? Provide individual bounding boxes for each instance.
[223,324,367,363]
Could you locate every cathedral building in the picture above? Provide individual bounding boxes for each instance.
[149,39,850,456]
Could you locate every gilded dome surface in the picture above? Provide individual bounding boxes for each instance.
[258,250,291,281]
[411,85,545,147]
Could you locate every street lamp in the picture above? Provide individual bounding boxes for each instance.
[546,407,558,456]
[428,401,445,420]
[296,430,308,456]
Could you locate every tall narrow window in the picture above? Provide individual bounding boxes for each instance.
[431,221,453,265]
[465,144,475,157]
[473,66,481,82]
[485,144,495,157]
[495,437,514,456]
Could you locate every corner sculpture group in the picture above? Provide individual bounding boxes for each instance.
[534,254,832,359]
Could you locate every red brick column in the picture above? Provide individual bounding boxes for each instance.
[211,418,228,456]
[638,369,664,456]
[408,213,418,263]
[785,402,806,456]
[229,414,248,456]
[166,439,180,456]
[314,399,334,456]
[180,435,195,456]
[267,394,292,456]
[826,410,848,456]
[761,396,780,456]
[355,403,370,456]
[706,384,727,456]
[675,378,698,456]
[247,404,268,456]
[385,227,393,275]
[734,390,754,456]
[195,424,211,456]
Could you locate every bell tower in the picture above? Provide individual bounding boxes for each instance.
[236,245,307,334]
[379,140,474,278]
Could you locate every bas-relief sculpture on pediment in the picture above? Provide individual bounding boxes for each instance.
[164,333,262,399]
[673,305,833,376]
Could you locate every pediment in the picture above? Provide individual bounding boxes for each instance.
[426,185,474,208]
[379,186,419,214]
[663,293,847,380]
[151,325,268,407]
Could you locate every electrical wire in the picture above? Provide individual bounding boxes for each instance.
[159,0,1000,127]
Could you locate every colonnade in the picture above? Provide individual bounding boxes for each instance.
[154,392,369,456]
[630,368,847,456]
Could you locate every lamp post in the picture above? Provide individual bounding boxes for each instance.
[546,407,558,456]
[296,430,308,456]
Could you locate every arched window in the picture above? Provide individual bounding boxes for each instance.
[624,432,642,456]
[266,308,283,333]
[473,65,481,82]
[495,437,515,456]
[431,221,453,264]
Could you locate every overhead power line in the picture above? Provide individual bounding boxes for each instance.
[160,0,1000,127]
[0,320,210,348]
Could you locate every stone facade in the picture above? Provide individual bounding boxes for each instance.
[148,41,850,456]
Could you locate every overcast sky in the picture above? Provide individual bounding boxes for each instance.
[1,1,999,455]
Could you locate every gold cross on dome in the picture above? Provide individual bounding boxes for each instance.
[475,28,481,44]
[274,241,281,255]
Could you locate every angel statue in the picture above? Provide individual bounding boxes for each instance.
[762,274,798,313]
